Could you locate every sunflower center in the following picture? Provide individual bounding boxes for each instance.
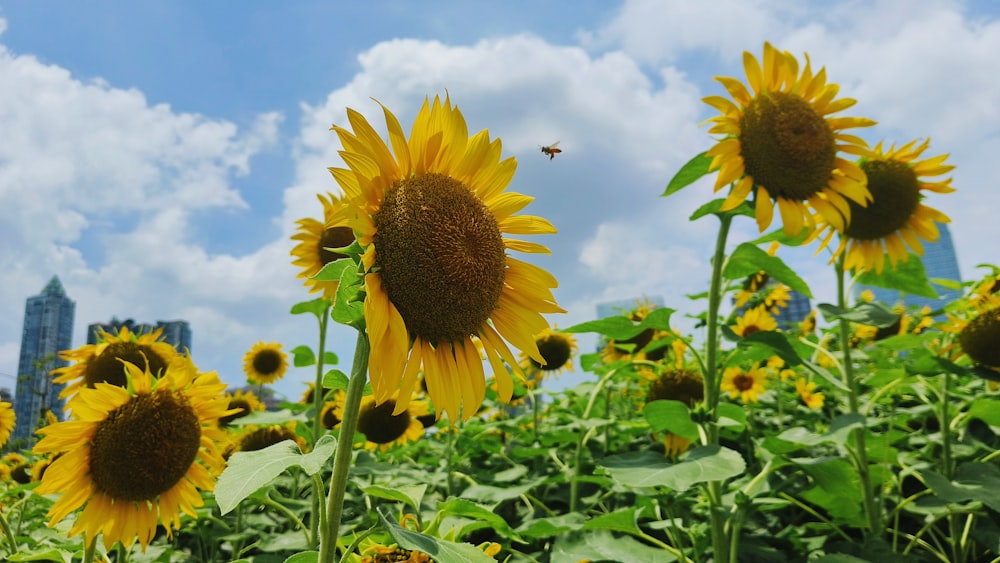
[740,91,837,200]
[89,389,201,501]
[321,405,340,429]
[219,398,251,426]
[532,334,572,371]
[358,399,411,444]
[240,425,297,452]
[319,226,355,265]
[373,173,506,343]
[647,369,704,407]
[741,323,763,337]
[960,308,1000,368]
[252,349,284,376]
[733,373,755,392]
[843,159,921,240]
[85,342,167,388]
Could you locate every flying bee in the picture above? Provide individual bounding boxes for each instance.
[539,141,562,160]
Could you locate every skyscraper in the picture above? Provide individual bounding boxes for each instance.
[87,318,192,352]
[865,223,962,312]
[13,276,75,445]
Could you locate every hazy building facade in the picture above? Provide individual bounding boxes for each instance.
[864,223,962,312]
[13,276,75,445]
[87,318,192,352]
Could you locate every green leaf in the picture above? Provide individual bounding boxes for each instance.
[322,369,350,392]
[762,414,864,454]
[689,198,754,221]
[723,243,812,297]
[797,458,864,525]
[378,508,496,563]
[331,266,365,326]
[717,402,747,431]
[363,484,427,512]
[8,549,74,563]
[291,345,315,367]
[662,151,712,197]
[322,351,339,365]
[563,307,674,339]
[600,445,746,491]
[230,409,306,426]
[552,529,677,562]
[817,302,898,327]
[921,462,1000,511]
[740,330,805,366]
[437,498,522,542]
[967,398,1000,427]
[749,227,811,247]
[515,514,586,539]
[580,507,645,535]
[643,400,699,440]
[215,435,337,514]
[460,477,545,503]
[290,298,329,318]
[855,253,939,298]
[283,552,319,563]
[312,257,353,282]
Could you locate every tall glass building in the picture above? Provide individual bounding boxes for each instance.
[13,276,75,446]
[865,223,962,312]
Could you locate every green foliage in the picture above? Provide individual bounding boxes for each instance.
[662,151,712,197]
[724,242,813,297]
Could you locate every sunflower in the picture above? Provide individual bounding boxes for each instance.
[721,365,769,404]
[51,326,179,407]
[646,369,704,407]
[733,306,779,337]
[290,192,357,299]
[518,327,577,389]
[601,298,664,362]
[795,377,825,409]
[328,94,563,421]
[0,402,14,449]
[33,357,230,551]
[242,341,289,385]
[219,389,265,426]
[238,423,302,452]
[703,42,875,235]
[319,390,346,429]
[959,307,1000,368]
[354,395,427,451]
[816,138,955,274]
[800,310,817,337]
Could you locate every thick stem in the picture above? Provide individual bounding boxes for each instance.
[319,329,370,563]
[311,304,331,548]
[83,538,97,563]
[0,510,17,556]
[704,213,733,563]
[835,256,881,537]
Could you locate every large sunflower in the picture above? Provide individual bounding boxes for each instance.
[703,42,875,235]
[0,401,14,449]
[328,94,563,421]
[33,357,230,551]
[815,139,954,274]
[242,341,289,385]
[290,191,357,298]
[51,326,178,407]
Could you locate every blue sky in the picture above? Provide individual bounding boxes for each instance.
[2,0,1000,401]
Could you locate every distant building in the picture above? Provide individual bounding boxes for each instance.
[13,276,75,445]
[87,318,192,353]
[772,288,812,329]
[862,223,962,312]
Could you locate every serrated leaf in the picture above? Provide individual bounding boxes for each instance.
[723,243,812,297]
[817,302,898,327]
[600,446,745,491]
[378,508,495,563]
[291,345,315,367]
[662,151,712,197]
[215,435,336,514]
[643,401,699,440]
[855,253,939,298]
[312,257,353,282]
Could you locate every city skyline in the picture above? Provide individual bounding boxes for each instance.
[87,317,192,353]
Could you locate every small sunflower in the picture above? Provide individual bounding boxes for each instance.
[816,138,955,274]
[328,94,563,421]
[33,357,230,551]
[242,341,289,385]
[355,395,426,451]
[795,377,825,409]
[518,327,577,389]
[704,42,875,235]
[319,391,346,429]
[800,310,817,337]
[0,401,14,448]
[219,389,265,426]
[959,307,1000,368]
[721,365,769,404]
[734,306,779,337]
[646,369,705,407]
[290,191,357,298]
[51,326,179,407]
[238,423,302,452]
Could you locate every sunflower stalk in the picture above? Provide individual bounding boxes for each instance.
[569,367,618,513]
[311,301,331,548]
[0,509,17,557]
[835,256,882,538]
[703,212,733,563]
[320,329,370,563]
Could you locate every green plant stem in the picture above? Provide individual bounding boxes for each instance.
[311,303,331,548]
[940,369,963,563]
[834,256,881,538]
[83,538,97,563]
[319,329,370,563]
[704,212,733,563]
[0,510,16,556]
[569,368,617,513]
[261,494,312,547]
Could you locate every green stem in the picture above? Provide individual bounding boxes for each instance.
[704,212,733,563]
[261,494,312,547]
[83,538,97,563]
[319,329,370,563]
[0,509,16,556]
[835,256,881,538]
[311,303,331,548]
[569,369,618,513]
[940,369,962,562]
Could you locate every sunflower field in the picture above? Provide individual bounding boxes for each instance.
[2,42,999,563]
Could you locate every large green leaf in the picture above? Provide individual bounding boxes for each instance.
[723,242,812,297]
[215,435,337,514]
[643,400,699,440]
[551,530,676,563]
[230,408,307,426]
[740,330,806,366]
[378,508,496,563]
[797,458,864,525]
[282,553,318,563]
[460,477,545,503]
[563,307,674,339]
[921,462,1000,511]
[817,302,898,327]
[311,256,353,282]
[363,484,427,512]
[662,151,712,197]
[580,507,646,535]
[600,446,746,491]
[762,414,864,454]
[855,253,939,298]
[437,498,522,542]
